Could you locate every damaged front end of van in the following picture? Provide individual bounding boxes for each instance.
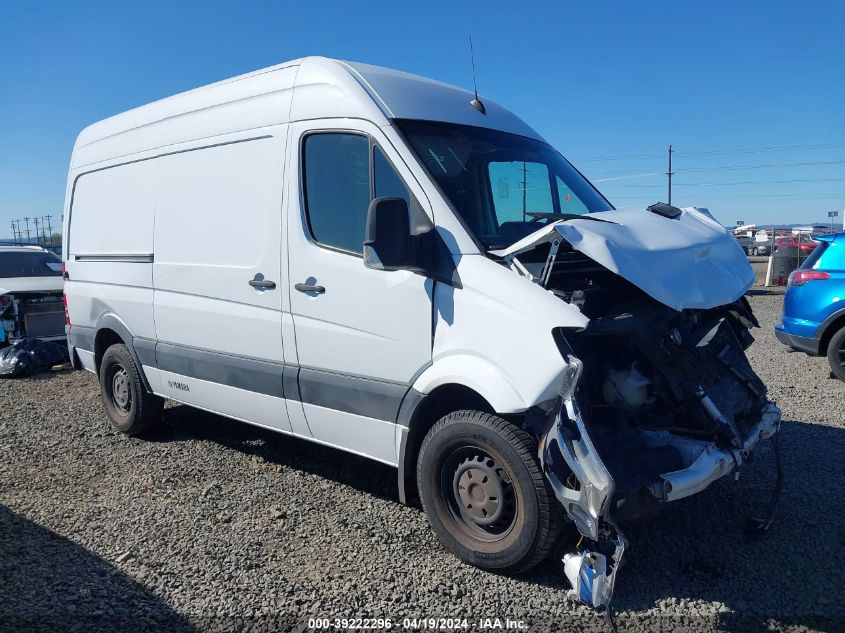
[494,204,783,611]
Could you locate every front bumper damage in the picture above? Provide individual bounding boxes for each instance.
[538,356,782,612]
[645,402,781,503]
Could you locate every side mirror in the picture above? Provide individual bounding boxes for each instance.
[363,196,462,288]
[364,197,413,271]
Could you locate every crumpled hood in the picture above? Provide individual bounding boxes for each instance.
[0,277,64,296]
[492,206,754,311]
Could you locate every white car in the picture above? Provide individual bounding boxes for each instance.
[0,245,65,344]
[62,57,781,610]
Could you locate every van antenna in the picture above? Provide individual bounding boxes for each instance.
[469,37,486,114]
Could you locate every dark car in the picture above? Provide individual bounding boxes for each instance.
[0,246,65,345]
[734,236,770,256]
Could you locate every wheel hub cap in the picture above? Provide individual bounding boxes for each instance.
[112,369,131,412]
[453,455,508,526]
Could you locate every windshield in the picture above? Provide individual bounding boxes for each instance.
[395,119,613,249]
[0,251,63,278]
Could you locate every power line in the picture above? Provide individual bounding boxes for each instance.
[593,158,845,177]
[675,142,845,158]
[611,192,845,200]
[593,172,664,182]
[600,176,845,188]
[574,141,845,162]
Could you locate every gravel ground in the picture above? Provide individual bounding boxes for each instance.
[1,289,843,633]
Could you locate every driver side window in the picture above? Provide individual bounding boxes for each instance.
[302,133,414,255]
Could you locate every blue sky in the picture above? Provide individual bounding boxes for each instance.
[1,0,843,238]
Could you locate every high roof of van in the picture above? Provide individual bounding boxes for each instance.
[71,56,542,169]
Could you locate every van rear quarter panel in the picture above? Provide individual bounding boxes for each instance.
[65,160,156,340]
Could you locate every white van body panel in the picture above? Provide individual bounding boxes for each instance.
[145,366,291,433]
[417,255,589,413]
[152,132,287,364]
[72,64,298,169]
[66,281,155,343]
[300,403,399,466]
[69,160,155,256]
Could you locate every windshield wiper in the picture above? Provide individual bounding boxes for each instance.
[526,211,614,224]
[526,212,585,221]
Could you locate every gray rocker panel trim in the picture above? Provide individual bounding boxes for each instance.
[68,325,95,352]
[298,367,408,422]
[155,342,285,399]
[74,324,419,423]
[134,337,157,367]
[149,341,412,422]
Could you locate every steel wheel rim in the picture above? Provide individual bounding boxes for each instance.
[110,366,132,415]
[440,445,518,542]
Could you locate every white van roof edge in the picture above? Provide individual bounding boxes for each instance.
[74,58,305,149]
[74,56,544,153]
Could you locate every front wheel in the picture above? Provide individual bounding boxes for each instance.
[827,327,845,381]
[416,410,561,574]
[99,343,163,435]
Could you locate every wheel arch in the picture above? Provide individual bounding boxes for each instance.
[93,314,152,392]
[396,382,496,505]
[818,308,845,356]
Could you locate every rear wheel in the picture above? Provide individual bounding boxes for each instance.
[99,343,163,435]
[416,410,561,574]
[827,327,845,381]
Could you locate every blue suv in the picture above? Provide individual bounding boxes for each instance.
[775,232,845,380]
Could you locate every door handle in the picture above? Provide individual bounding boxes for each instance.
[295,282,326,294]
[249,276,276,290]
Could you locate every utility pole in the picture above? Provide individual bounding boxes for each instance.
[666,144,674,206]
[23,216,31,243]
[10,221,17,245]
[45,215,54,247]
[33,217,41,245]
[517,161,530,221]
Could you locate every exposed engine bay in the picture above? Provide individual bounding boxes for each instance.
[547,247,773,518]
[500,219,782,615]
[0,292,66,343]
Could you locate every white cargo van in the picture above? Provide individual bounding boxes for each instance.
[63,57,781,608]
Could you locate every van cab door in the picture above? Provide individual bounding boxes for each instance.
[285,120,433,464]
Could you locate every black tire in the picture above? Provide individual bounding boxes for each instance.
[827,327,845,381]
[416,410,561,574]
[98,343,163,435]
